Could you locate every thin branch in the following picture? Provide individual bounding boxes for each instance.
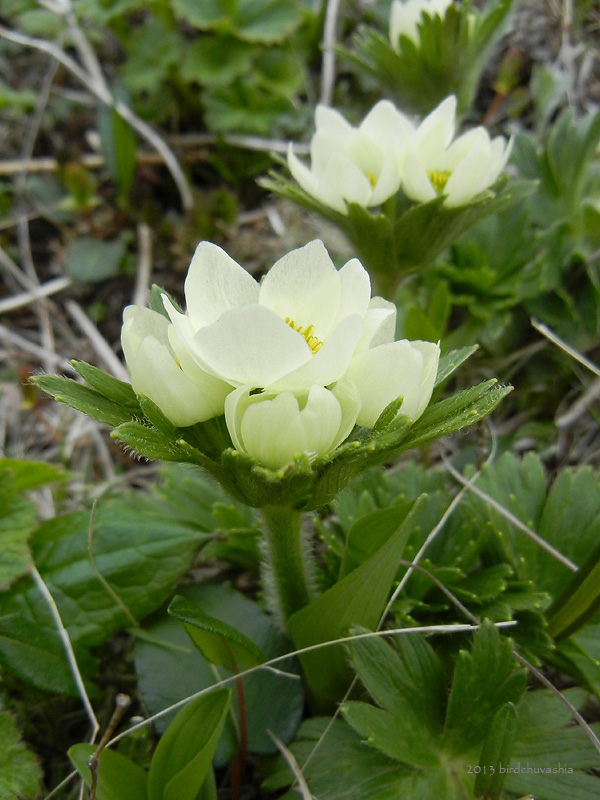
[65,300,129,381]
[320,0,342,106]
[0,325,74,372]
[0,24,193,210]
[532,317,600,378]
[132,223,152,308]
[443,457,579,573]
[0,276,72,315]
[29,564,100,742]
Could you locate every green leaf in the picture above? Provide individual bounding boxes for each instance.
[180,36,256,86]
[443,620,527,754]
[64,235,128,283]
[32,374,135,426]
[474,702,519,798]
[148,688,230,800]
[168,594,264,671]
[434,345,479,387]
[0,711,42,800]
[547,539,600,640]
[0,495,210,693]
[110,421,186,461]
[173,0,303,43]
[338,503,415,579]
[0,613,99,696]
[69,744,148,800]
[343,630,445,767]
[401,380,512,449]
[287,496,425,706]
[70,360,139,408]
[134,584,303,764]
[97,96,137,198]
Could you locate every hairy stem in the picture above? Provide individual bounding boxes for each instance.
[261,506,314,627]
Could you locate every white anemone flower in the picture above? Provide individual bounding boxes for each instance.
[400,95,513,208]
[389,0,453,48]
[121,306,231,427]
[287,101,414,214]
[121,239,440,467]
[225,378,361,470]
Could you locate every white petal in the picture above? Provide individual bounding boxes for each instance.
[401,148,437,203]
[315,104,354,142]
[288,143,320,197]
[131,336,221,427]
[336,258,371,324]
[298,385,343,457]
[411,340,440,418]
[487,135,513,183]
[355,297,397,351]
[259,240,341,339]
[415,95,456,155]
[360,100,414,155]
[346,340,425,427]
[369,153,402,206]
[318,151,373,213]
[239,391,308,470]
[444,139,492,207]
[443,127,490,169]
[310,131,341,175]
[121,306,170,368]
[162,295,197,354]
[183,242,259,328]
[347,130,385,180]
[192,304,311,388]
[272,314,363,391]
[330,375,361,449]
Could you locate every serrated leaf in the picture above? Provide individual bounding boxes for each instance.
[288,496,425,706]
[70,360,138,408]
[148,688,230,800]
[343,629,445,767]
[474,702,519,798]
[435,345,479,386]
[69,744,147,800]
[339,503,414,579]
[33,374,135,426]
[443,620,526,754]
[111,421,185,461]
[0,711,42,800]
[168,594,264,671]
[402,380,512,449]
[173,0,303,43]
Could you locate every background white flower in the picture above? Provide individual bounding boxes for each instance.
[287,101,414,214]
[389,0,453,48]
[400,95,512,207]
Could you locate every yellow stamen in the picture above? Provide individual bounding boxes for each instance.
[284,317,324,354]
[365,171,377,189]
[427,169,452,194]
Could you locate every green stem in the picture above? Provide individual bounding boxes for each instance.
[261,506,313,627]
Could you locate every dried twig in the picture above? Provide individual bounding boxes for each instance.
[0,276,72,315]
[65,300,129,381]
[320,0,342,106]
[0,23,194,210]
[132,223,152,308]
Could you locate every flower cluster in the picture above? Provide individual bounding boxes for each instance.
[287,95,512,213]
[121,241,439,469]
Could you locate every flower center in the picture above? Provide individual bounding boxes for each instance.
[365,171,377,189]
[284,317,323,354]
[427,169,452,194]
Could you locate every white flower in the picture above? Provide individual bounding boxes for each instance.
[225,378,360,470]
[121,306,231,427]
[162,239,393,395]
[389,0,453,48]
[400,95,512,208]
[121,239,440,468]
[287,101,414,214]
